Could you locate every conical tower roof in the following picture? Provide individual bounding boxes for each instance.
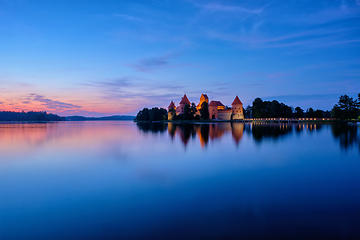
[202,94,209,100]
[232,96,243,105]
[179,94,190,105]
[168,101,176,109]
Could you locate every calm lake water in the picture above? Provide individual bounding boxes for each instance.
[0,121,359,240]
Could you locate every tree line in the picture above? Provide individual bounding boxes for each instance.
[331,94,359,120]
[0,111,65,121]
[245,94,360,120]
[136,102,210,121]
[135,93,360,122]
[244,98,331,118]
[136,107,168,121]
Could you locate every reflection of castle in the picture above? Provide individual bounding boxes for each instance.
[168,94,244,120]
[168,122,245,147]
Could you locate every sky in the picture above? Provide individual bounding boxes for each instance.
[0,0,359,117]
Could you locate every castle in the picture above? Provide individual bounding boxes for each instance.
[168,94,244,121]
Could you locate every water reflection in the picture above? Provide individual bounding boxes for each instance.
[166,122,245,147]
[250,123,293,142]
[136,122,167,133]
[136,122,360,150]
[331,123,360,150]
[1,121,359,240]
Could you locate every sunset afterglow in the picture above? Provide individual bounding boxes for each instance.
[1,0,359,116]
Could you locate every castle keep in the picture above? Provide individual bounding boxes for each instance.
[168,94,244,120]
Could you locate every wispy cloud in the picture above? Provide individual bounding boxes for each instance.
[82,75,190,111]
[199,3,265,14]
[90,78,131,88]
[293,1,360,25]
[128,53,197,73]
[84,78,132,98]
[28,94,82,110]
[112,13,143,21]
[129,55,171,73]
[89,13,144,22]
[207,25,359,49]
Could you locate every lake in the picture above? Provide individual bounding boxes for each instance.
[0,121,359,239]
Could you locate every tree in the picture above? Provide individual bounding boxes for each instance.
[244,105,252,118]
[136,108,150,121]
[190,102,197,114]
[188,102,197,120]
[306,108,314,118]
[183,103,191,120]
[331,94,359,120]
[150,107,167,121]
[252,97,293,118]
[313,109,324,118]
[252,98,263,118]
[331,105,341,119]
[294,107,304,118]
[280,103,293,118]
[269,100,281,118]
[136,107,167,121]
[199,102,209,120]
[168,107,176,120]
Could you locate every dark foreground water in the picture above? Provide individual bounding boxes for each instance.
[0,121,359,240]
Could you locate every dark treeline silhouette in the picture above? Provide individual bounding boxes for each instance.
[0,111,65,121]
[244,97,332,118]
[136,107,167,121]
[251,98,293,118]
[331,94,360,120]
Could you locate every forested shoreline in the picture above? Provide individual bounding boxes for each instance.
[136,94,360,122]
[0,111,135,122]
[0,111,65,121]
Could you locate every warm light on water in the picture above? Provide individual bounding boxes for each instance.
[0,121,359,239]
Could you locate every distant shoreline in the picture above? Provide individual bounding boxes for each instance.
[0,119,135,123]
[0,111,135,122]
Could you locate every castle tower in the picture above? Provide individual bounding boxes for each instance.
[168,101,176,120]
[177,94,191,114]
[196,94,209,110]
[168,101,176,111]
[231,96,244,120]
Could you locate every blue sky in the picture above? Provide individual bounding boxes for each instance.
[0,0,359,116]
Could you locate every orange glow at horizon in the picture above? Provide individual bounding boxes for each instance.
[0,92,144,116]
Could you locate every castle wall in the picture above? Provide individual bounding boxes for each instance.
[231,104,244,120]
[209,106,218,119]
[232,112,244,120]
[218,110,232,120]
